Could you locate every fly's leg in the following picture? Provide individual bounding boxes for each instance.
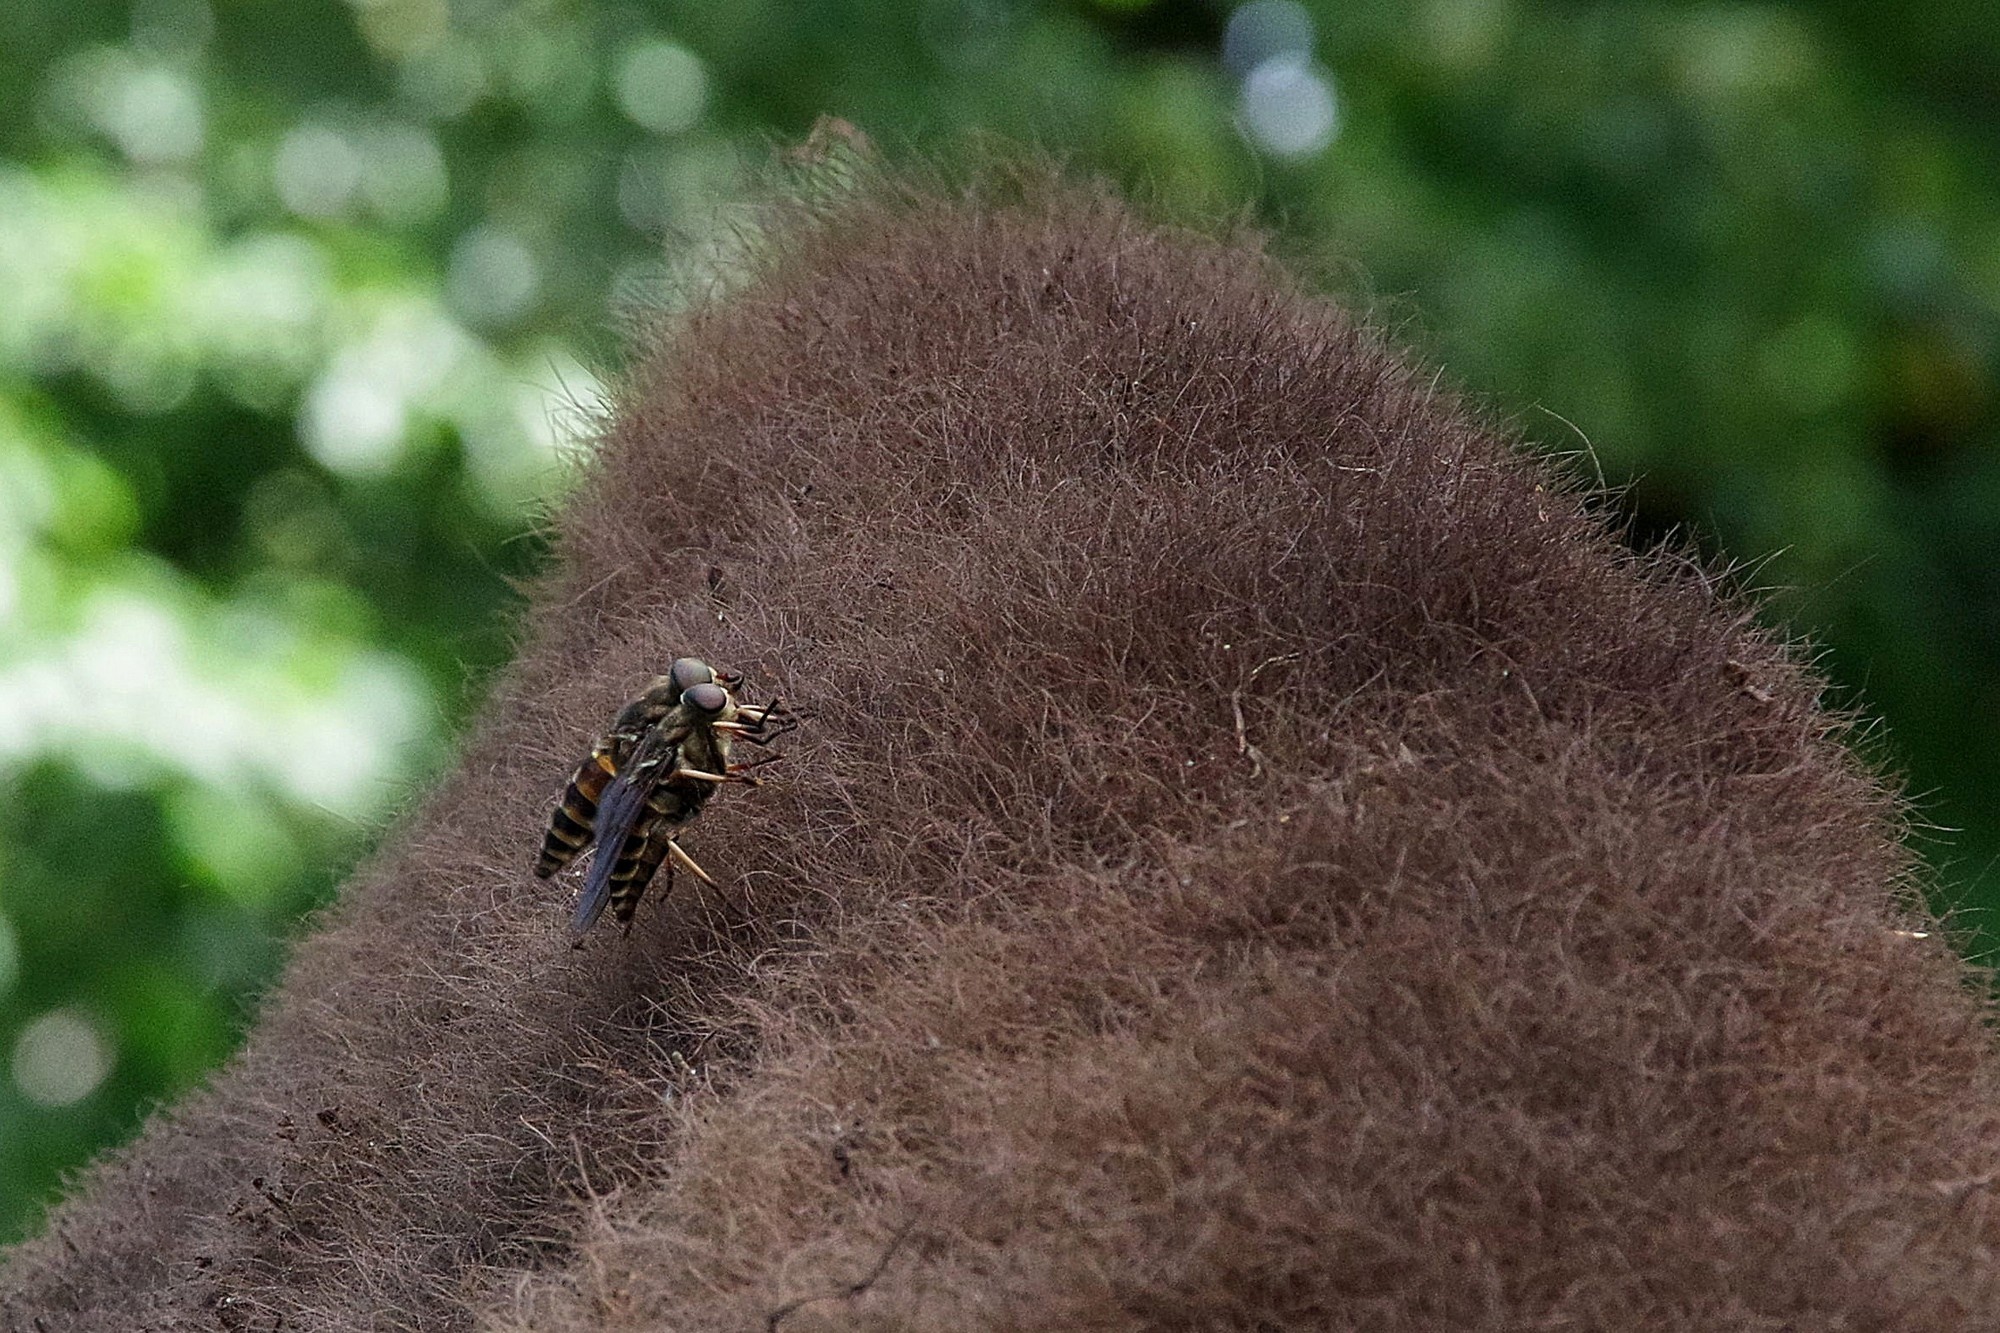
[668,765,766,788]
[717,696,797,746]
[664,837,715,885]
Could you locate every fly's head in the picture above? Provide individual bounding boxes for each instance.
[676,680,737,773]
[632,657,731,715]
[671,673,796,786]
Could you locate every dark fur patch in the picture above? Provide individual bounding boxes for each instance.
[7,173,1997,1332]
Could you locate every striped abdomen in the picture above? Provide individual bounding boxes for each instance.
[535,676,699,881]
[600,776,716,923]
[597,703,737,922]
[534,742,619,878]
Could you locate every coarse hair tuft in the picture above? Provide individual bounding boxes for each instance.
[8,165,2000,1332]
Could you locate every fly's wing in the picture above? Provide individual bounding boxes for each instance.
[571,770,652,934]
[539,689,675,880]
[569,711,693,936]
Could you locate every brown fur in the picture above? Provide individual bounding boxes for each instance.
[7,174,2000,1331]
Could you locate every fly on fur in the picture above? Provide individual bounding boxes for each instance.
[535,657,792,938]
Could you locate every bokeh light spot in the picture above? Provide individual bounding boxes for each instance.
[102,65,205,165]
[300,304,475,476]
[168,783,301,909]
[270,653,432,814]
[1223,0,1314,77]
[398,39,488,120]
[1239,54,1339,158]
[132,0,216,56]
[350,0,450,62]
[47,50,206,165]
[13,1009,114,1108]
[357,124,448,224]
[197,233,335,408]
[302,360,408,474]
[617,141,738,235]
[448,226,541,326]
[1423,0,1511,69]
[614,40,709,136]
[275,125,363,219]
[1675,8,1818,102]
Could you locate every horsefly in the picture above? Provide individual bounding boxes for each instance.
[535,658,792,938]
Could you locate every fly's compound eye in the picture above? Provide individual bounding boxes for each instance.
[668,658,715,697]
[683,681,729,715]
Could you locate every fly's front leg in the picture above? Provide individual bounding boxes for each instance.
[719,696,797,746]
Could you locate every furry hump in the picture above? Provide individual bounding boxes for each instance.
[9,170,2000,1332]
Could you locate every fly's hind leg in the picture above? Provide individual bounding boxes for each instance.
[664,836,715,886]
[728,751,785,777]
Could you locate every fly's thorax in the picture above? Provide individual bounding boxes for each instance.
[678,720,731,775]
[623,657,719,735]
[610,692,664,741]
[635,678,679,715]
[642,778,707,826]
[629,700,700,771]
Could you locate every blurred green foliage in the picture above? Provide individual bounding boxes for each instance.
[4,0,1999,1243]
